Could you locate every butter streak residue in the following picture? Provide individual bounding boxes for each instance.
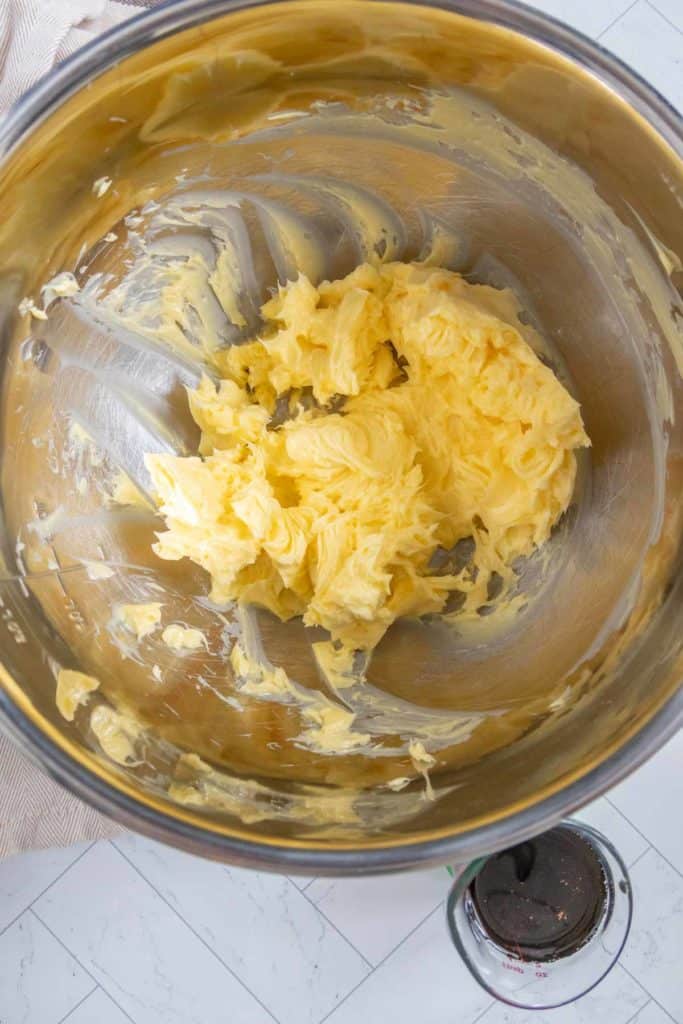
[114,602,163,640]
[41,271,80,308]
[162,624,205,651]
[312,641,358,689]
[56,668,100,722]
[110,470,154,511]
[386,776,412,792]
[230,640,371,754]
[168,751,435,834]
[83,560,116,581]
[408,739,437,801]
[92,176,112,198]
[90,705,143,765]
[169,751,362,827]
[17,296,47,320]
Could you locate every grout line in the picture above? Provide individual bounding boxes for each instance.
[627,846,652,871]
[597,0,640,38]
[646,0,683,34]
[614,962,650,1002]
[55,984,98,1024]
[317,901,447,1024]
[29,907,137,1024]
[112,842,280,1024]
[605,796,683,881]
[295,883,375,970]
[618,961,679,1023]
[469,1001,496,1024]
[623,997,652,1024]
[286,875,317,892]
[363,894,446,969]
[0,841,97,939]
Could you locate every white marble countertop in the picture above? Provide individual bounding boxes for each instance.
[0,0,681,1021]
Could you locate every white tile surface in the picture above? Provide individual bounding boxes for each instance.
[33,842,272,1024]
[0,841,90,933]
[114,833,369,1024]
[601,0,683,110]
[0,911,93,1024]
[477,964,647,1024]
[572,796,650,867]
[608,731,683,874]
[325,906,492,1024]
[522,0,635,38]
[631,1002,679,1024]
[620,849,683,1021]
[62,987,132,1024]
[306,868,448,965]
[648,0,683,33]
[289,875,316,890]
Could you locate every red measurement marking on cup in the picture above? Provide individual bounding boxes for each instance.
[503,960,525,974]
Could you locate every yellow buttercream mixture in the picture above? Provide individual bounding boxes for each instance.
[146,262,589,655]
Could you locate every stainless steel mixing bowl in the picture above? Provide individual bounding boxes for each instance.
[0,0,681,873]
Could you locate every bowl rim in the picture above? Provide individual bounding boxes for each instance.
[0,0,681,873]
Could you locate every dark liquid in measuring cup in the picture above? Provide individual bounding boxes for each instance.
[470,827,608,962]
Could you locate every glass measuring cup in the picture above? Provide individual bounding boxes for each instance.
[446,820,633,1009]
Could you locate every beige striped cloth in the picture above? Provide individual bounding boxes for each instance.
[0,0,160,860]
[0,732,122,858]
